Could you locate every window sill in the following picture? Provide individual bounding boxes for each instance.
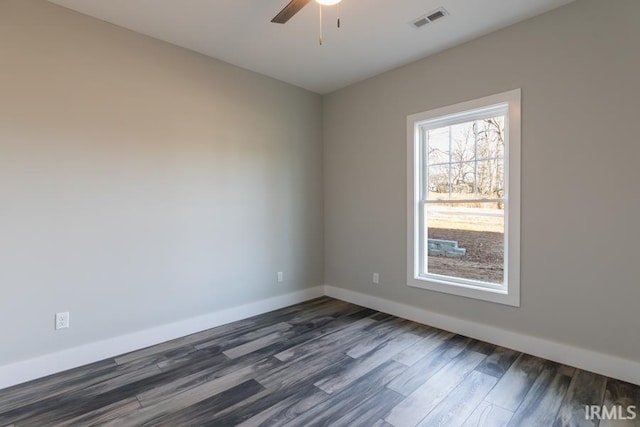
[408,275,520,307]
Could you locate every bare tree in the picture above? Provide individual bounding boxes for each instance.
[427,117,505,207]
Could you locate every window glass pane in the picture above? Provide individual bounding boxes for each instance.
[475,159,505,199]
[450,122,476,163]
[424,115,505,202]
[427,127,449,165]
[450,161,475,198]
[475,117,505,161]
[427,164,450,199]
[424,202,504,284]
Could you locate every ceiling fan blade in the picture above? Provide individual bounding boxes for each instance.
[271,0,313,24]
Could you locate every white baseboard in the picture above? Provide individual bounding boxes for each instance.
[0,286,324,391]
[324,285,640,386]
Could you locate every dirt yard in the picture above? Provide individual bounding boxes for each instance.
[428,227,504,284]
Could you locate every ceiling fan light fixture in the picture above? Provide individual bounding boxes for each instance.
[315,0,341,5]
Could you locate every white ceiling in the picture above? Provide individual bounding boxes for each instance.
[48,0,575,94]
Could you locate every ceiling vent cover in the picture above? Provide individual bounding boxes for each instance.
[411,7,449,29]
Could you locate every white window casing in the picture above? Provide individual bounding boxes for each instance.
[407,89,521,306]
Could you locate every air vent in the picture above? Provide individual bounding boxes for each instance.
[410,7,449,29]
[427,10,446,21]
[413,17,429,28]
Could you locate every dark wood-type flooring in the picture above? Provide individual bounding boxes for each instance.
[1,297,639,426]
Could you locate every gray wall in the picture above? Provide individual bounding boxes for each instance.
[324,0,640,362]
[0,0,323,366]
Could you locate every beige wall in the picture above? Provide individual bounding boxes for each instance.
[324,0,640,361]
[0,0,323,365]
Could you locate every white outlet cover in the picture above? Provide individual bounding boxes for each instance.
[55,312,70,330]
[277,272,284,283]
[373,273,380,284]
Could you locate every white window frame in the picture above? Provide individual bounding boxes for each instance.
[407,89,521,307]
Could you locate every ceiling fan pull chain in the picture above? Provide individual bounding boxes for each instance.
[337,2,340,28]
[319,4,323,45]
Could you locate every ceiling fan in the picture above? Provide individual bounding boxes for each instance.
[272,0,343,44]
[271,0,342,24]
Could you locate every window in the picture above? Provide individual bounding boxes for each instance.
[407,89,521,306]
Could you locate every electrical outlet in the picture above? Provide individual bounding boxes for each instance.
[372,273,380,285]
[277,272,284,283]
[55,312,70,330]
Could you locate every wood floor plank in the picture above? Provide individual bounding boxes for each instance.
[136,357,278,408]
[385,349,487,427]
[416,371,498,427]
[346,318,417,358]
[387,334,472,396]
[484,353,550,412]
[476,346,520,379]
[507,363,574,427]
[114,340,198,366]
[314,332,421,394]
[468,340,498,356]
[393,330,455,366]
[155,347,229,371]
[257,322,383,391]
[195,321,293,351]
[273,317,377,362]
[195,306,374,365]
[0,359,163,426]
[600,379,640,427]
[223,332,287,359]
[213,384,322,426]
[329,387,405,427]
[256,349,352,390]
[370,312,394,321]
[0,358,117,414]
[145,379,265,426]
[285,299,364,325]
[51,397,141,427]
[234,383,330,427]
[156,312,346,373]
[103,371,264,426]
[461,401,514,427]
[346,331,394,359]
[282,360,407,427]
[553,369,607,427]
[366,317,430,341]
